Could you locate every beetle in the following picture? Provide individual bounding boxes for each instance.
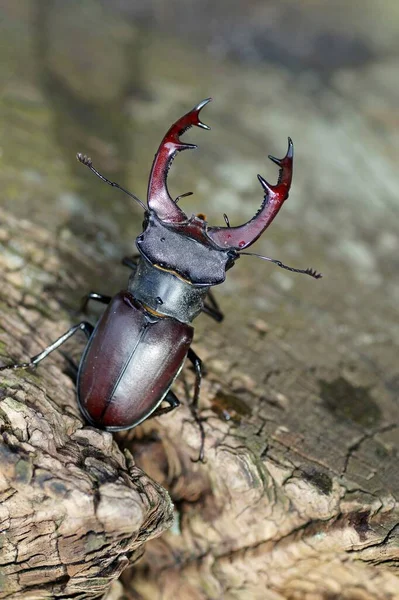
[0,99,321,461]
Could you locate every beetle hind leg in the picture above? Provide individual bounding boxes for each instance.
[150,390,181,418]
[186,348,207,463]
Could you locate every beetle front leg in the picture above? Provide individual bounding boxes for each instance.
[150,390,181,418]
[187,347,206,463]
[121,254,141,271]
[80,292,112,314]
[0,322,94,372]
[202,289,224,323]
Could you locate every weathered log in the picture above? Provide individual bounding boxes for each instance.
[1,169,398,599]
[2,202,396,599]
[120,365,399,599]
[0,209,173,599]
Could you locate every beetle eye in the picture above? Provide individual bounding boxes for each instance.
[196,213,206,221]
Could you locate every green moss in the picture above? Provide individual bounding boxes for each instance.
[15,458,33,484]
[85,532,106,553]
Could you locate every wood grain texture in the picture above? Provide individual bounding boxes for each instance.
[0,210,173,599]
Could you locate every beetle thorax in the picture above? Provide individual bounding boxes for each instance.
[136,212,235,286]
[128,257,209,323]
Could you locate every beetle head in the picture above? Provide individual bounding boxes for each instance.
[138,99,294,286]
[78,100,320,284]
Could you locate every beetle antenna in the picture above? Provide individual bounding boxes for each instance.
[223,213,231,227]
[76,153,147,211]
[175,191,193,203]
[240,252,322,279]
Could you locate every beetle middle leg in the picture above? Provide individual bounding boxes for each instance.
[0,322,93,372]
[186,347,207,463]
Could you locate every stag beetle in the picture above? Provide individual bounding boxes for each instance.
[0,99,321,461]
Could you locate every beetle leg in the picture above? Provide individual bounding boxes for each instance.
[187,348,206,463]
[0,322,94,372]
[80,292,112,314]
[150,390,181,418]
[121,254,141,271]
[60,352,79,385]
[202,290,224,323]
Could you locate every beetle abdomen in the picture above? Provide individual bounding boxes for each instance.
[77,291,193,430]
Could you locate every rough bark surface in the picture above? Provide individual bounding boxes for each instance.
[123,380,399,600]
[0,210,397,600]
[0,210,174,599]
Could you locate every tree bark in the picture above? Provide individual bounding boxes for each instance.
[1,204,397,599]
[0,209,173,599]
[120,358,399,599]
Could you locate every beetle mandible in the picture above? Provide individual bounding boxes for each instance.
[0,99,321,461]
